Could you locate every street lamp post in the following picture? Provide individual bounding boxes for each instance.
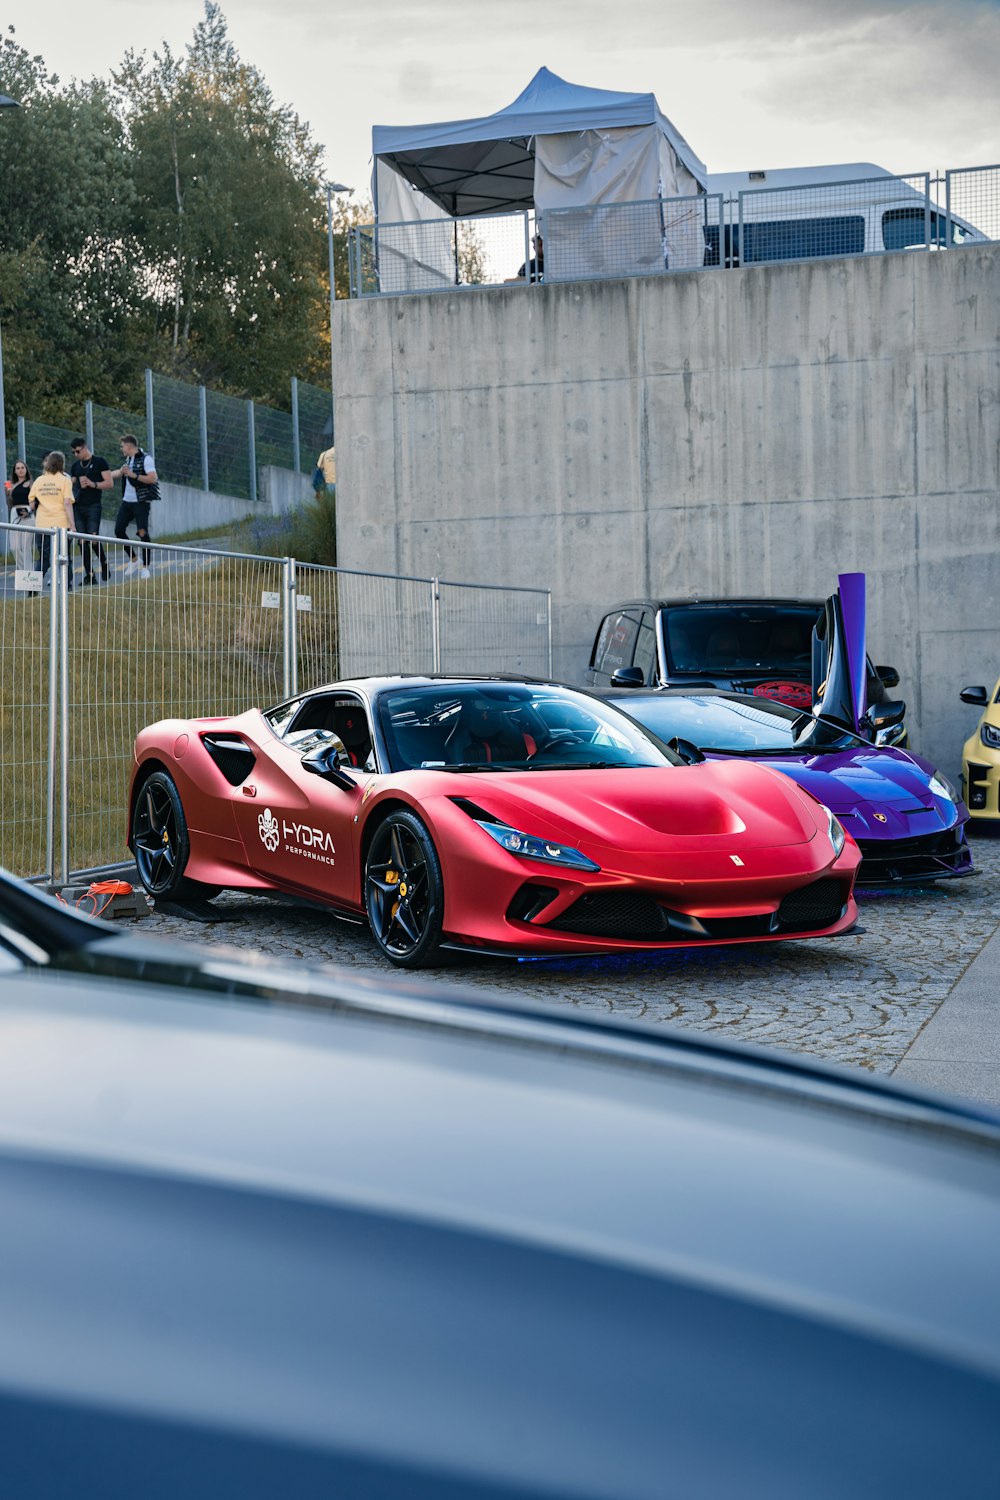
[325,181,353,411]
[0,93,21,490]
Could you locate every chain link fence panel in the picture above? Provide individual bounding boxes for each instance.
[89,403,147,521]
[543,195,719,281]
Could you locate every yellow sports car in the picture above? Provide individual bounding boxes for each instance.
[960,678,1000,823]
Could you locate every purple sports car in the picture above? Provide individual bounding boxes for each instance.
[607,689,971,886]
[603,575,972,886]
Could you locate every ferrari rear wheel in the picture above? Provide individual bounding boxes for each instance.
[365,810,444,968]
[132,769,219,903]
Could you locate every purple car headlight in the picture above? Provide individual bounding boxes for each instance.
[928,772,960,803]
[479,821,600,872]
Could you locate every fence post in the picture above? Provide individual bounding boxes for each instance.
[17,414,25,462]
[247,400,258,504]
[145,368,155,456]
[199,385,209,492]
[431,577,441,673]
[923,173,931,250]
[56,527,70,886]
[290,377,301,474]
[44,532,59,887]
[283,555,298,698]
[945,170,953,249]
[523,211,531,286]
[85,400,94,453]
[546,590,553,678]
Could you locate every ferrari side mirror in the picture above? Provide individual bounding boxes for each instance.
[301,743,355,790]
[611,667,644,688]
[875,665,900,689]
[960,685,989,707]
[667,736,706,766]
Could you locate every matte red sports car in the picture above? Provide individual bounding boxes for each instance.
[128,678,861,967]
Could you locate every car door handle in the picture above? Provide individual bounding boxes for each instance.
[242,785,258,798]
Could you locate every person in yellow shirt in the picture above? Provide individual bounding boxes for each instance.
[314,445,336,492]
[29,451,76,592]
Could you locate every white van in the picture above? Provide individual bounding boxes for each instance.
[702,162,985,267]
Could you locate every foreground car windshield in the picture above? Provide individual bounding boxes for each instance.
[625,694,867,755]
[378,684,677,772]
[664,605,819,673]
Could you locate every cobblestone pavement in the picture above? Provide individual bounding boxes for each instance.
[143,837,1000,1076]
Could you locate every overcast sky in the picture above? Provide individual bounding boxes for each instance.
[14,0,1000,200]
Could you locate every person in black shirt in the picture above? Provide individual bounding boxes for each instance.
[69,438,111,584]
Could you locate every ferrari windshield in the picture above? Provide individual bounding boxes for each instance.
[621,693,868,756]
[663,605,820,674]
[377,683,679,772]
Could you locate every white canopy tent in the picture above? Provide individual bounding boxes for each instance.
[371,68,709,282]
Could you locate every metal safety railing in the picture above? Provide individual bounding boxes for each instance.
[348,163,999,296]
[0,521,551,884]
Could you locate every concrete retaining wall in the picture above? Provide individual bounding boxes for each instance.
[335,245,1000,776]
[157,465,313,535]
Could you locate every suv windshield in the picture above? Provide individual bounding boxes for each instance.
[378,683,679,772]
[663,605,820,674]
[622,693,866,756]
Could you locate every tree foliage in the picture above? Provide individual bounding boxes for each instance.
[0,8,334,424]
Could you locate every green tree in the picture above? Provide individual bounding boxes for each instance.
[117,3,326,403]
[0,27,145,423]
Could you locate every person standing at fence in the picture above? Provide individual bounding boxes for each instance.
[111,435,158,580]
[5,460,38,594]
[28,452,75,592]
[69,438,111,585]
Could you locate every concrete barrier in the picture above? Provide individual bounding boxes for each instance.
[334,245,1000,776]
[156,465,313,536]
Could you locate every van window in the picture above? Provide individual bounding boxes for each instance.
[741,216,866,264]
[881,208,975,250]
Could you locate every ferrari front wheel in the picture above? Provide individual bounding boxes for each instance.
[132,769,218,903]
[365,810,444,968]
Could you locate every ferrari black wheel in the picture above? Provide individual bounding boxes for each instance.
[365,810,444,968]
[132,770,218,903]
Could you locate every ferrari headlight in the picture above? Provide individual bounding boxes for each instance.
[928,772,960,803]
[479,820,600,872]
[981,723,1000,752]
[823,805,846,858]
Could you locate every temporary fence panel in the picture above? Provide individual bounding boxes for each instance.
[295,564,436,686]
[435,581,552,679]
[62,535,287,878]
[0,521,55,880]
[946,165,1000,244]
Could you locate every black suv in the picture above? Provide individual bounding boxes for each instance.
[586,596,900,723]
